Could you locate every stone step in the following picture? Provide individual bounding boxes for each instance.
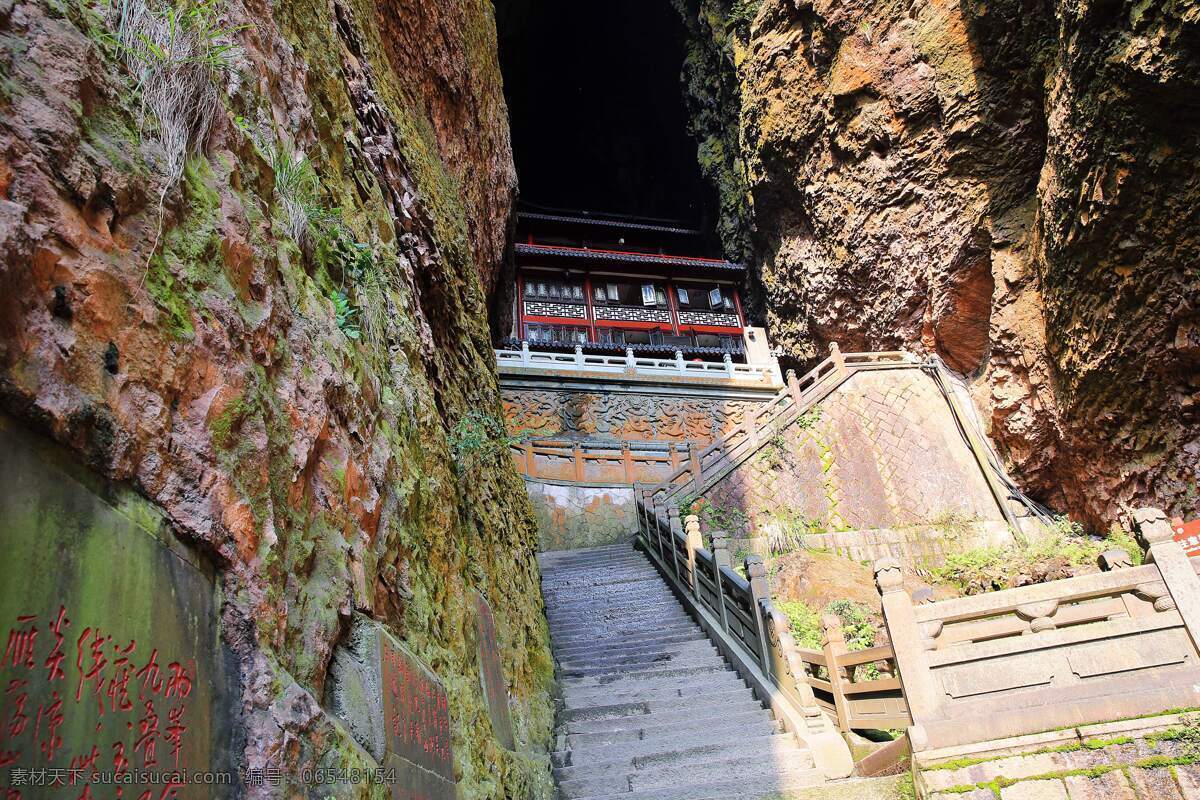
[569,766,828,800]
[561,714,777,758]
[539,544,641,563]
[550,608,694,631]
[542,573,664,591]
[553,629,709,660]
[550,620,700,646]
[558,696,769,734]
[559,744,815,799]
[557,639,717,671]
[561,661,730,690]
[545,593,681,615]
[542,560,657,576]
[546,591,681,611]
[558,650,725,679]
[561,674,751,708]
[554,732,799,780]
[542,566,660,584]
[548,607,691,633]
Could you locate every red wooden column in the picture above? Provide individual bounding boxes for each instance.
[583,273,597,342]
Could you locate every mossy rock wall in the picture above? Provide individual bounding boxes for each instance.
[0,0,551,797]
[672,0,1200,527]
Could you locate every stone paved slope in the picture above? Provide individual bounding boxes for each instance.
[539,543,826,800]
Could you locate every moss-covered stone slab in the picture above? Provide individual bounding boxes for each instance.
[325,615,456,799]
[0,416,235,798]
[473,591,515,750]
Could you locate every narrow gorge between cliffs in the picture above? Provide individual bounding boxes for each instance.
[0,0,1197,799]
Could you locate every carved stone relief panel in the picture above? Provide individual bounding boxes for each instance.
[501,389,770,445]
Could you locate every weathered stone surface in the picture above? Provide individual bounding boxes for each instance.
[0,0,552,796]
[526,481,637,551]
[1063,771,1138,800]
[1000,779,1070,800]
[0,416,235,797]
[696,368,1007,539]
[1127,766,1186,800]
[674,0,1200,527]
[473,591,516,751]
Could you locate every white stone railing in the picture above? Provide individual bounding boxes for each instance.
[495,343,783,386]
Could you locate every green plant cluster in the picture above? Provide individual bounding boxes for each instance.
[758,434,791,471]
[724,0,763,40]
[932,516,1143,595]
[682,496,750,534]
[450,411,518,474]
[233,115,380,344]
[761,507,826,555]
[773,598,877,654]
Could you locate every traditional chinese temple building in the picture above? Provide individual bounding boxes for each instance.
[494,206,785,519]
[501,208,761,362]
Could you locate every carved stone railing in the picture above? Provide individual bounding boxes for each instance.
[642,345,919,507]
[810,617,910,734]
[878,507,1200,753]
[635,506,855,778]
[511,438,696,485]
[496,342,784,386]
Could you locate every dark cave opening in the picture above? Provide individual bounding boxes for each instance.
[496,0,718,243]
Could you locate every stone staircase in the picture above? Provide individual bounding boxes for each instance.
[540,542,827,800]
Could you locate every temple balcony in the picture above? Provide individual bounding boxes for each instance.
[495,339,783,389]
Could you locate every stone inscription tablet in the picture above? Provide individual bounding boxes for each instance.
[472,591,515,750]
[0,416,233,798]
[377,631,455,799]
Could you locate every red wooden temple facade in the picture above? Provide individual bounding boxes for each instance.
[506,209,753,362]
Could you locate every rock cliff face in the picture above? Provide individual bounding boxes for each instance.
[674,0,1200,525]
[0,0,550,796]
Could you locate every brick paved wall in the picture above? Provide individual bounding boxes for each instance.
[692,369,1003,538]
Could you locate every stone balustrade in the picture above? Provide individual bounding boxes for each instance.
[878,507,1200,753]
[633,496,856,779]
[496,342,784,386]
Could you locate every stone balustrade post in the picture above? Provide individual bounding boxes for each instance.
[632,482,645,537]
[746,555,775,675]
[572,442,584,482]
[821,615,850,732]
[1136,507,1200,651]
[651,495,668,559]
[1099,549,1133,571]
[748,408,761,447]
[1099,548,1142,617]
[574,344,584,367]
[875,557,938,739]
[668,505,684,580]
[830,341,846,373]
[520,340,531,366]
[787,369,801,404]
[724,352,734,376]
[625,347,636,367]
[711,531,732,570]
[675,350,686,374]
[685,514,703,601]
[688,443,703,491]
[522,440,534,478]
[710,531,732,631]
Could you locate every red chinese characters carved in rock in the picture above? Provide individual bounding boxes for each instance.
[379,639,453,783]
[0,606,198,798]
